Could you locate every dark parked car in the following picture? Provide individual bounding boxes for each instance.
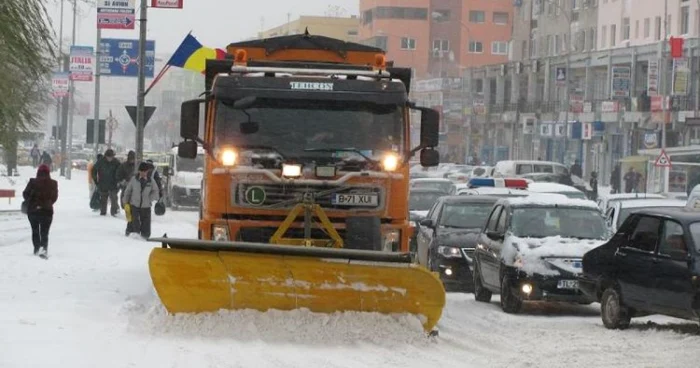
[579,208,700,329]
[416,195,499,292]
[473,197,608,313]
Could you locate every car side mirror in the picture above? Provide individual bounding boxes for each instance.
[486,230,504,241]
[180,99,204,140]
[178,141,197,159]
[419,218,434,228]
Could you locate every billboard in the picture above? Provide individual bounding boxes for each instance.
[52,72,70,98]
[69,46,94,82]
[99,38,156,78]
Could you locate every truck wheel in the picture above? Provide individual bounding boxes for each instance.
[500,275,522,314]
[473,264,492,303]
[601,288,631,330]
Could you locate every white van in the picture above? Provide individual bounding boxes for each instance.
[493,160,568,177]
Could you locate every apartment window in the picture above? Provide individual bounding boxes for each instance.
[610,24,617,46]
[493,12,509,25]
[546,34,552,55]
[374,7,429,20]
[469,41,484,53]
[469,11,485,23]
[634,20,639,39]
[362,36,387,50]
[400,37,416,50]
[681,6,690,34]
[601,25,607,48]
[362,9,373,25]
[622,18,630,40]
[590,27,597,50]
[347,30,358,36]
[433,9,450,22]
[644,18,650,38]
[521,40,527,60]
[667,15,672,36]
[432,39,450,52]
[491,41,508,55]
[554,34,560,55]
[655,16,662,40]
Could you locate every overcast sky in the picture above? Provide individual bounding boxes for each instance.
[46,0,360,56]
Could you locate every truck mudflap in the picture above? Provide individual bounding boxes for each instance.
[147,238,446,332]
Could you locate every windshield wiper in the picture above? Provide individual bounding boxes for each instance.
[304,147,377,163]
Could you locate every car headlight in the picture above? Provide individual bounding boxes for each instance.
[382,229,400,252]
[437,246,462,258]
[212,224,230,242]
[282,163,302,178]
[381,153,399,172]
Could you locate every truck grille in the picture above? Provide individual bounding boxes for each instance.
[233,183,384,210]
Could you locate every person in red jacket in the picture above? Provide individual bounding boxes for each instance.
[22,164,58,258]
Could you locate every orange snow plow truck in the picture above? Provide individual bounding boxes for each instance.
[148,32,445,332]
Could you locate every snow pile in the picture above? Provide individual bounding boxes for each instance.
[507,196,599,209]
[123,296,428,346]
[503,236,606,276]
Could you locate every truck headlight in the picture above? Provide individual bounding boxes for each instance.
[212,224,230,241]
[382,153,399,172]
[220,149,237,166]
[437,246,462,258]
[382,229,400,252]
[282,163,302,178]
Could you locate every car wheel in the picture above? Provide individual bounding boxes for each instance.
[601,288,631,330]
[500,275,522,314]
[473,263,492,303]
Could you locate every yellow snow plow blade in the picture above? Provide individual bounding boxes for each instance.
[147,238,446,332]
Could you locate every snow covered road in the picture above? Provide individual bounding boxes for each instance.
[1,168,699,368]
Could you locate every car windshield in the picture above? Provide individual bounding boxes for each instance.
[562,191,587,199]
[411,181,453,194]
[214,99,403,165]
[618,206,684,228]
[439,203,494,229]
[176,154,204,172]
[409,192,443,211]
[511,207,607,239]
[688,222,700,252]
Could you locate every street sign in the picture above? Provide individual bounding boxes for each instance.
[51,72,70,98]
[97,0,135,30]
[151,0,183,8]
[654,149,672,168]
[99,38,155,78]
[672,58,690,96]
[69,46,94,82]
[125,106,157,127]
[647,60,659,96]
[86,119,106,144]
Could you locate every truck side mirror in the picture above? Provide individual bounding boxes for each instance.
[178,141,197,159]
[420,149,440,167]
[181,99,204,140]
[420,108,440,148]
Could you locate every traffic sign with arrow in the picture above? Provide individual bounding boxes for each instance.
[125,106,157,128]
[654,149,672,167]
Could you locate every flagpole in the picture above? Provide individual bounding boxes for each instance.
[145,64,171,97]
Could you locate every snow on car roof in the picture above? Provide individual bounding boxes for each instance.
[458,187,529,196]
[602,193,665,200]
[527,182,582,193]
[410,178,452,183]
[503,196,600,209]
[619,199,687,209]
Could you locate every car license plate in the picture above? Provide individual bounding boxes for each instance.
[557,280,579,289]
[332,194,378,206]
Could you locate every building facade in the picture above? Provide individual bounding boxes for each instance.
[258,16,360,42]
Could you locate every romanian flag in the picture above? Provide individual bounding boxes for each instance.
[166,33,227,73]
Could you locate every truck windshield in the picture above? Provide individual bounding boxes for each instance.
[214,98,404,162]
[176,154,204,172]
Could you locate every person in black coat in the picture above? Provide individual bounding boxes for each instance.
[589,171,599,201]
[91,149,121,216]
[570,160,583,178]
[23,164,58,257]
[117,150,136,205]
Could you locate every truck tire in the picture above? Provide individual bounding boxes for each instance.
[601,288,631,330]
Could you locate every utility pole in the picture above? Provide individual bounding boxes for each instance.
[66,0,77,180]
[135,0,148,165]
[93,27,102,157]
[55,0,65,152]
[662,0,668,193]
[562,2,572,166]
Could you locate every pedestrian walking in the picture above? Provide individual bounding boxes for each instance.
[40,151,53,172]
[145,159,164,199]
[589,171,599,201]
[611,164,621,194]
[92,149,121,216]
[30,144,40,168]
[116,151,136,205]
[623,167,638,193]
[122,162,159,238]
[22,164,58,258]
[570,160,583,178]
[87,153,102,202]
